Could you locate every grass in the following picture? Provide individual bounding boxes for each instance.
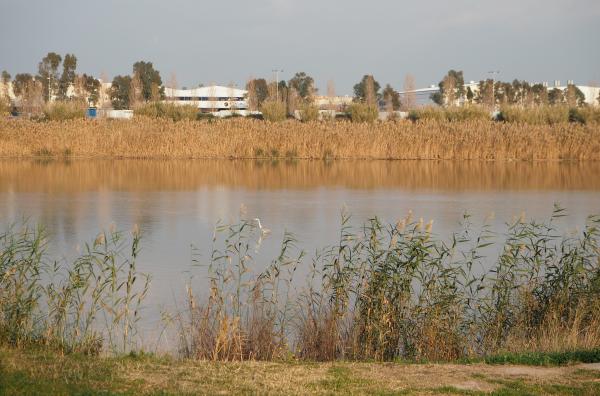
[2,346,600,395]
[1,117,600,160]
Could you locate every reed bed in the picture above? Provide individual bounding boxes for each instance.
[2,208,600,361]
[1,117,599,160]
[175,207,600,362]
[0,223,150,354]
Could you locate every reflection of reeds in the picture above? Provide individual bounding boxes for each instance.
[2,159,600,193]
[2,208,600,361]
[1,118,599,160]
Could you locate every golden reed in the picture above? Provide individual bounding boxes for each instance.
[0,117,599,160]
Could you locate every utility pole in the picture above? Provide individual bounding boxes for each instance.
[272,69,283,102]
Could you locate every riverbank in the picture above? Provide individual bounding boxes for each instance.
[1,117,599,160]
[2,346,600,395]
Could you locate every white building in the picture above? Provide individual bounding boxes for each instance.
[163,85,248,113]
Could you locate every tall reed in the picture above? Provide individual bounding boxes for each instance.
[178,207,600,361]
[2,208,600,361]
[1,118,599,160]
[0,222,150,354]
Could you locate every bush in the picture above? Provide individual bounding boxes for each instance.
[260,100,287,122]
[408,107,444,122]
[408,106,490,122]
[298,102,320,122]
[42,101,86,121]
[577,106,600,124]
[444,106,490,122]
[196,112,215,121]
[568,108,586,124]
[498,105,569,125]
[134,102,198,121]
[347,103,378,123]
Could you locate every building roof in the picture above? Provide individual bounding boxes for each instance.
[164,85,246,98]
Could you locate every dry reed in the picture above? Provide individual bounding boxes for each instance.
[0,117,599,160]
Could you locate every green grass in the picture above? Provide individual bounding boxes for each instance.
[3,346,600,395]
[484,349,600,366]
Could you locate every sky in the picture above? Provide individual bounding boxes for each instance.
[1,0,599,94]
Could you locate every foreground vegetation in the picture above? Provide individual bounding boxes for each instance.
[2,346,600,395]
[1,117,600,160]
[2,208,600,393]
[2,208,600,361]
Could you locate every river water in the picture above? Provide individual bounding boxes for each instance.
[1,159,599,344]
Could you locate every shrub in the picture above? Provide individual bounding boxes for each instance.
[444,106,490,122]
[134,102,198,121]
[298,102,320,122]
[196,112,215,121]
[407,107,445,122]
[347,103,378,123]
[42,101,86,121]
[578,106,600,124]
[498,105,570,125]
[408,106,490,122]
[260,100,287,122]
[568,108,586,124]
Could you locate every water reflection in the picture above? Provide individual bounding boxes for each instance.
[0,159,599,320]
[1,159,599,193]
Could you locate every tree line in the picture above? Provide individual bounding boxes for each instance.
[431,69,589,108]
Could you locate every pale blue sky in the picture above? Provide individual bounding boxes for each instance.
[1,0,599,94]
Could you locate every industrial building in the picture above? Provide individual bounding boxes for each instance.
[163,85,248,112]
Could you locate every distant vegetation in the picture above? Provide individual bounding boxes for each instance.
[1,117,599,160]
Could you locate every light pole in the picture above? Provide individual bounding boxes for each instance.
[272,69,283,102]
[487,70,500,108]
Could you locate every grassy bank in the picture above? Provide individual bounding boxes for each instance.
[2,346,600,395]
[1,117,599,160]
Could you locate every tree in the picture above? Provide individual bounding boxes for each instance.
[13,73,43,112]
[110,75,132,109]
[402,74,416,110]
[466,87,474,104]
[37,52,62,102]
[1,70,10,99]
[82,74,101,105]
[246,78,269,110]
[326,79,336,111]
[437,70,465,106]
[13,73,34,98]
[353,75,381,104]
[565,84,585,107]
[531,83,548,106]
[382,84,401,111]
[132,61,164,102]
[58,53,77,100]
[548,88,564,105]
[476,79,494,108]
[288,72,315,101]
